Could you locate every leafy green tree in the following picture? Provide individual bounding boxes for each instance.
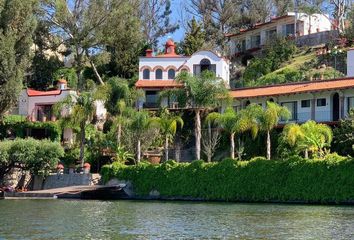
[0,0,37,118]
[54,85,108,168]
[174,71,229,160]
[332,110,354,156]
[140,0,179,48]
[104,1,143,79]
[29,19,64,90]
[53,68,78,89]
[281,120,333,158]
[182,18,205,56]
[42,0,125,86]
[259,101,291,160]
[154,109,184,161]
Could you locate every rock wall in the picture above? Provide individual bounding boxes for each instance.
[32,173,101,190]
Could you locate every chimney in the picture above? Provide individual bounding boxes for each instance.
[165,39,175,55]
[57,79,67,90]
[145,49,153,57]
[348,48,354,77]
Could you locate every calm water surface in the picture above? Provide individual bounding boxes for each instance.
[0,200,354,239]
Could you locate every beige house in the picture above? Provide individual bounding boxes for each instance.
[226,12,334,59]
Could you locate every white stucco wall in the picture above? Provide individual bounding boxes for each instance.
[228,13,332,55]
[232,88,354,124]
[139,50,230,85]
[348,49,354,77]
[18,90,74,118]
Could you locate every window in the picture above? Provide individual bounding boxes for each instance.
[241,39,246,52]
[168,69,175,79]
[250,35,261,48]
[317,98,326,107]
[283,24,295,36]
[193,59,216,76]
[266,29,277,40]
[143,69,150,79]
[301,100,311,108]
[155,69,163,79]
[145,91,158,108]
[281,101,297,120]
[348,97,354,112]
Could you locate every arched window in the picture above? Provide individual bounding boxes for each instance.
[155,69,163,79]
[143,69,150,79]
[168,69,175,79]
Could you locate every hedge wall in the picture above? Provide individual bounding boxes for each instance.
[101,154,354,203]
[0,115,61,141]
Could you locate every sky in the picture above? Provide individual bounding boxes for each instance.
[159,0,187,46]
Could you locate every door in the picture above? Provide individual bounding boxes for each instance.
[332,93,339,121]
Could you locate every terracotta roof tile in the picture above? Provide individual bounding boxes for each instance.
[135,80,183,88]
[230,78,354,99]
[27,88,62,97]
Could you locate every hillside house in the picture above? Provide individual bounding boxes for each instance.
[226,12,335,62]
[135,39,230,109]
[230,48,354,125]
[13,79,106,143]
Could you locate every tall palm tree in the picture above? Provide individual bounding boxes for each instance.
[129,110,154,163]
[54,85,108,168]
[282,120,333,158]
[154,109,184,161]
[207,106,259,159]
[175,71,229,160]
[259,101,291,160]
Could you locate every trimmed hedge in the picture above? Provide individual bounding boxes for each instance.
[0,138,64,176]
[101,154,354,203]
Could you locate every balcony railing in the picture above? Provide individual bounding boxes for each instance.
[279,111,340,124]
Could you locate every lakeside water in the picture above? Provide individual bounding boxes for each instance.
[1,200,354,239]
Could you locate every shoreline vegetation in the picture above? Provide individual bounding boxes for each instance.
[101,154,354,204]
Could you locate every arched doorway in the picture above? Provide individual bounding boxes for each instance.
[332,93,339,121]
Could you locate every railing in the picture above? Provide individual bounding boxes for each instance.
[279,111,339,124]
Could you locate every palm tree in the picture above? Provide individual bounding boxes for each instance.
[129,110,154,163]
[175,71,229,160]
[154,109,184,161]
[54,85,108,168]
[282,120,333,158]
[259,101,291,160]
[207,106,260,159]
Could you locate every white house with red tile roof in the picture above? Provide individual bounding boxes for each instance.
[226,12,333,58]
[135,39,230,109]
[230,48,354,125]
[15,79,107,143]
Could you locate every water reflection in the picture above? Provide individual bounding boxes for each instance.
[0,200,354,239]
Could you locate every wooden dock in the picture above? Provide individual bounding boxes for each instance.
[2,184,129,200]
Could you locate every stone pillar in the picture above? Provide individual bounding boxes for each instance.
[311,98,316,120]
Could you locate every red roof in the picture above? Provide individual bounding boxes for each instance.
[225,15,293,38]
[230,78,354,99]
[155,53,184,58]
[27,88,62,97]
[135,80,183,88]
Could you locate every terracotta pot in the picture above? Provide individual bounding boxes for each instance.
[148,155,161,164]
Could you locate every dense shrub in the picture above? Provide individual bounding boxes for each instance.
[0,115,61,141]
[102,156,354,203]
[0,138,64,177]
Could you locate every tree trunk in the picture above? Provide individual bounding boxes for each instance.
[79,122,86,169]
[137,139,141,164]
[266,130,271,160]
[85,50,105,85]
[304,148,309,159]
[117,123,122,147]
[230,132,235,159]
[165,136,169,162]
[207,122,212,162]
[195,109,201,160]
